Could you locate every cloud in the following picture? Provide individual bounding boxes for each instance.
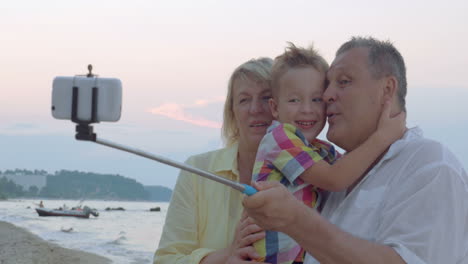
[148,97,224,129]
[0,121,67,135]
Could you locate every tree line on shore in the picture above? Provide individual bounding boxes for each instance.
[0,169,172,201]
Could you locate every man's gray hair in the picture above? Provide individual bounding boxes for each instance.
[337,36,407,112]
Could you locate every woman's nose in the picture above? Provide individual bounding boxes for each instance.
[249,99,265,114]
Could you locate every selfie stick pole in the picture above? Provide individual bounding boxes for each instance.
[93,138,257,196]
[70,67,257,196]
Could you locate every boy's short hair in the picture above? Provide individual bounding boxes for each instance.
[271,42,329,98]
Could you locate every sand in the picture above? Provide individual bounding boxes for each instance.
[0,221,111,264]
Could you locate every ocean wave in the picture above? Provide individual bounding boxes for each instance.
[108,233,128,245]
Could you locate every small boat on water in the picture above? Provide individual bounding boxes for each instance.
[36,206,99,218]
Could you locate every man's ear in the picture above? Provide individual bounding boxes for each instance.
[382,75,398,104]
[269,98,279,119]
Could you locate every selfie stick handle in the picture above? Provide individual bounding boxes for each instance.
[94,138,257,196]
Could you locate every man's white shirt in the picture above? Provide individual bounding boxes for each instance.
[305,127,468,264]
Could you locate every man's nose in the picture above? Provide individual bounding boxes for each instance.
[323,86,336,105]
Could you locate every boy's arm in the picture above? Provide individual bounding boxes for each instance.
[302,101,406,191]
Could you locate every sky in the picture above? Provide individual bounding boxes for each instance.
[1,0,467,189]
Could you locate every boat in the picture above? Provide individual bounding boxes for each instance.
[36,206,99,218]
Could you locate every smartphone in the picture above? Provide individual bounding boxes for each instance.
[52,76,122,122]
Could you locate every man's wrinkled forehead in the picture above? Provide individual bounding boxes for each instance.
[327,48,368,78]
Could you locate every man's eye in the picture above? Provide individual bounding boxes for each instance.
[262,96,272,101]
[312,98,323,103]
[338,79,351,86]
[288,98,299,103]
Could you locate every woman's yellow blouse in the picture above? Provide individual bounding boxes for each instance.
[154,143,244,264]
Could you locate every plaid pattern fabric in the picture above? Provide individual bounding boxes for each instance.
[252,121,340,264]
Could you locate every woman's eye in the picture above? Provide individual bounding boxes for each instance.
[239,98,248,104]
[312,98,323,103]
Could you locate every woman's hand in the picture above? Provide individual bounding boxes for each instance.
[226,247,268,264]
[201,211,267,264]
[229,211,265,253]
[226,211,266,263]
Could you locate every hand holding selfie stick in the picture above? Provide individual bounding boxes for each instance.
[54,65,257,196]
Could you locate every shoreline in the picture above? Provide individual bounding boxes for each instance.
[0,221,111,264]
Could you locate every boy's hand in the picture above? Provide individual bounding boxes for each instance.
[376,100,406,146]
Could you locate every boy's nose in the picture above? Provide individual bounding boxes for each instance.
[300,101,314,113]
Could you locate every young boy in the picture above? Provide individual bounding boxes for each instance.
[252,43,405,264]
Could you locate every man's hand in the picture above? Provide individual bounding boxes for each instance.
[242,181,304,233]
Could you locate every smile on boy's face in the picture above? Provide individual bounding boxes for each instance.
[270,66,326,143]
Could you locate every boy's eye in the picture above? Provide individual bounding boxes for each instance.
[312,98,323,103]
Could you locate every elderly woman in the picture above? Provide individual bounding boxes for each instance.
[154,57,274,264]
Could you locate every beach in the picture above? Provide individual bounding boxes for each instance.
[0,199,166,263]
[0,221,111,264]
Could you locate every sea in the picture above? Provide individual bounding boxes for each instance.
[0,198,168,264]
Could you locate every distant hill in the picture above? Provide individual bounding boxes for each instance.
[0,169,172,201]
[144,185,172,202]
[42,170,150,200]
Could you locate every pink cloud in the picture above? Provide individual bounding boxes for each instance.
[148,98,223,128]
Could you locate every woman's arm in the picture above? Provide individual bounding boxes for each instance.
[154,157,267,264]
[154,160,217,264]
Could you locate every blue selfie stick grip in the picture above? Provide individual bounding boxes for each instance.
[242,184,258,196]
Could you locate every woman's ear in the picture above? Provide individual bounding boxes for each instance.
[269,98,279,119]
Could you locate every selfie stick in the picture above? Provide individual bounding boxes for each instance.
[69,67,257,196]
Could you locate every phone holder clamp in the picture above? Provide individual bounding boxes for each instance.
[71,65,99,142]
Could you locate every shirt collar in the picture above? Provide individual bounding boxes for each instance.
[380,126,423,163]
[212,141,240,181]
[345,127,423,195]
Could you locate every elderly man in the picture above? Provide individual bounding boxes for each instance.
[243,36,468,263]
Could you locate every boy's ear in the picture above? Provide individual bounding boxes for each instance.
[269,98,279,119]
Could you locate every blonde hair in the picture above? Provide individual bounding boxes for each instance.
[222,57,273,146]
[271,42,329,99]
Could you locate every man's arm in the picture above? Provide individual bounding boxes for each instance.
[243,181,405,264]
[245,157,468,264]
[289,204,405,263]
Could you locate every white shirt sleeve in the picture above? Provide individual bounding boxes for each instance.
[377,162,468,264]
